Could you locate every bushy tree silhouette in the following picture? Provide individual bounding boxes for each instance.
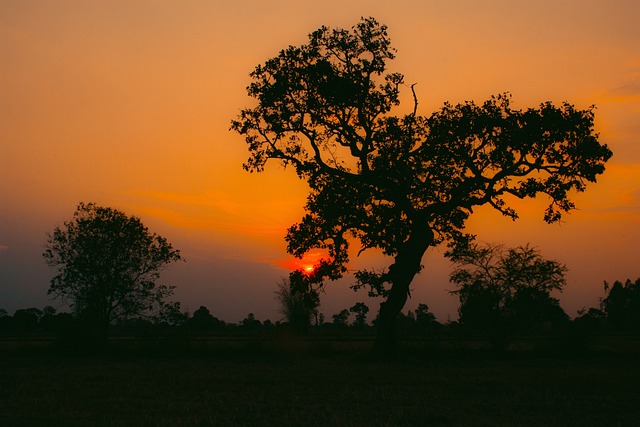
[602,278,640,331]
[43,202,182,349]
[331,309,350,328]
[188,306,224,332]
[240,313,262,332]
[232,17,612,356]
[450,243,568,349]
[12,308,42,333]
[415,303,440,334]
[349,302,370,328]
[275,277,319,332]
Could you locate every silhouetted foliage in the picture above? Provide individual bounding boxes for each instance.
[39,306,58,334]
[572,307,607,336]
[396,310,417,333]
[602,278,640,331]
[450,243,568,349]
[275,277,319,332]
[414,303,441,334]
[349,302,370,328]
[12,308,43,332]
[231,17,612,355]
[240,313,262,333]
[0,309,10,336]
[42,202,182,349]
[331,309,351,328]
[188,306,224,332]
[157,302,188,327]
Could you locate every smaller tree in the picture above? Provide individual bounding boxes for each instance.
[43,202,182,349]
[240,313,262,332]
[602,278,640,331]
[415,304,436,325]
[450,243,567,349]
[332,309,351,328]
[415,303,440,334]
[349,302,370,328]
[275,277,319,332]
[188,306,224,332]
[13,308,43,333]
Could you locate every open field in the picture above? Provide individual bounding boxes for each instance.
[2,340,640,427]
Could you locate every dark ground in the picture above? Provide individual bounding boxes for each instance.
[1,339,639,426]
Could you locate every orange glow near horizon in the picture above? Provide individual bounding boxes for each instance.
[276,251,328,273]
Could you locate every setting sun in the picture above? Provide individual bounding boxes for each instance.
[276,250,327,274]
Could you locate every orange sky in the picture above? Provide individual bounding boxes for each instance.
[1,1,639,322]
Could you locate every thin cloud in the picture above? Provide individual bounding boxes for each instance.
[117,189,300,239]
[606,71,640,101]
[126,189,241,214]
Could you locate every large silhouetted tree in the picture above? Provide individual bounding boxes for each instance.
[450,243,568,349]
[43,202,182,349]
[231,17,612,356]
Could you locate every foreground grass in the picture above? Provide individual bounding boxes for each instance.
[1,347,639,426]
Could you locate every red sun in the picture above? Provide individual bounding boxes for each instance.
[277,251,325,273]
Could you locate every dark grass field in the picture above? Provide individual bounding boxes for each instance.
[2,341,639,426]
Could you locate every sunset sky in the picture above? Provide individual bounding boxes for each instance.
[1,0,639,323]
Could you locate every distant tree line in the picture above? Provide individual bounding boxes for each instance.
[3,277,639,351]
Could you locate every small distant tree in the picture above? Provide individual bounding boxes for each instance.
[573,307,607,334]
[42,306,57,317]
[396,310,417,333]
[450,243,567,349]
[415,303,440,333]
[39,306,58,334]
[602,278,640,331]
[241,313,262,332]
[275,277,319,332]
[13,308,43,333]
[332,309,351,328]
[43,202,182,349]
[350,302,370,328]
[415,304,436,325]
[188,306,223,332]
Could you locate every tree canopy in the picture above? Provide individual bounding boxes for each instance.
[450,243,569,348]
[231,17,612,353]
[602,278,640,331]
[43,202,182,347]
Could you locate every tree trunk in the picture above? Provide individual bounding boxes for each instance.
[374,225,434,359]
